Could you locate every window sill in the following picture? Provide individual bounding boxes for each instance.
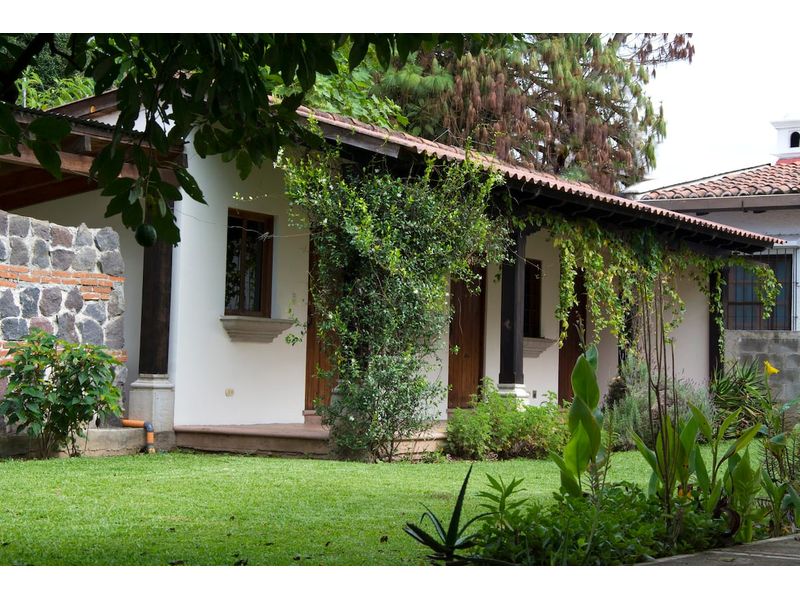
[219,315,294,343]
[523,337,557,358]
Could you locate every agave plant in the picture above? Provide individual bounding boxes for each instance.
[403,465,486,565]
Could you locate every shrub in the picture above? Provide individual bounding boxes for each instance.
[445,379,568,460]
[606,357,715,450]
[407,470,728,566]
[711,359,771,435]
[0,329,122,458]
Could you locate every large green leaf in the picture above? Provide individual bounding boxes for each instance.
[0,101,21,138]
[563,424,592,478]
[28,140,61,180]
[28,116,71,143]
[568,397,600,458]
[632,431,658,474]
[688,403,712,442]
[570,354,599,410]
[716,408,742,448]
[721,423,762,462]
[550,452,582,496]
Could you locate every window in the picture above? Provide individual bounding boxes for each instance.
[725,254,792,330]
[523,259,542,338]
[224,209,274,317]
[791,131,800,149]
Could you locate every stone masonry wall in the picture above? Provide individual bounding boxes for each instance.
[725,330,800,425]
[0,209,127,455]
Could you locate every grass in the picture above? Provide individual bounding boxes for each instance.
[0,450,653,566]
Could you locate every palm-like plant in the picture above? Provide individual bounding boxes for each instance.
[403,465,486,565]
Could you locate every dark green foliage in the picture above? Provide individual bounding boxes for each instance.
[445,379,568,460]
[0,329,122,458]
[711,360,771,435]
[282,150,508,460]
[405,470,727,566]
[0,34,508,246]
[551,344,610,497]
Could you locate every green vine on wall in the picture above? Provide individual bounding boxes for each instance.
[513,211,779,354]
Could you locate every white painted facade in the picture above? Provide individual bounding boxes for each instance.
[11,150,717,425]
[8,93,745,427]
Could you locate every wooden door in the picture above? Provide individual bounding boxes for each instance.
[558,271,587,404]
[304,250,334,411]
[448,270,486,409]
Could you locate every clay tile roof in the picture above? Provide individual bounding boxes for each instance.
[297,106,782,248]
[641,162,800,201]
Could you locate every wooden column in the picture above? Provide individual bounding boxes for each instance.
[138,239,172,374]
[499,228,527,387]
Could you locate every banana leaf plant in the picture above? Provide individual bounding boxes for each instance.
[404,465,487,565]
[688,405,761,514]
[550,345,606,497]
[760,468,800,537]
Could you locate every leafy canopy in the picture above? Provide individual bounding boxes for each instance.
[0,34,508,245]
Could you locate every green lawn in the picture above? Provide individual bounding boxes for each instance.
[0,450,653,565]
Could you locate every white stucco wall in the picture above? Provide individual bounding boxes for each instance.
[670,275,711,386]
[14,192,144,396]
[703,209,800,244]
[170,151,310,426]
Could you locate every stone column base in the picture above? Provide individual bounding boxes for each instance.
[497,383,531,405]
[128,374,176,450]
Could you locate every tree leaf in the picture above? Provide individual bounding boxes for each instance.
[174,166,205,204]
[28,116,71,143]
[29,140,61,180]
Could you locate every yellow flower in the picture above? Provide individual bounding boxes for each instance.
[764,360,780,376]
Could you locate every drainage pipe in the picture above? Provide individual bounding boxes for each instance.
[121,419,156,454]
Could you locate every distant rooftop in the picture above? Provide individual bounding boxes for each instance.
[641,160,800,200]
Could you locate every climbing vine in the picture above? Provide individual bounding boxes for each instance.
[519,211,779,354]
[280,146,509,461]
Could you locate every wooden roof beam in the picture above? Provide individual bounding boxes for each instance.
[0,145,178,186]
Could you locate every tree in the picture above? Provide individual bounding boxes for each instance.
[370,34,694,193]
[0,34,506,245]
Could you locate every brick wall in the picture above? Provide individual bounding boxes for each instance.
[725,330,800,425]
[0,209,127,421]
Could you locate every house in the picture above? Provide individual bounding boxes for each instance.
[639,116,800,405]
[0,91,781,456]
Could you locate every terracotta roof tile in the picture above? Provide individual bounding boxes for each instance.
[297,106,782,248]
[642,162,800,201]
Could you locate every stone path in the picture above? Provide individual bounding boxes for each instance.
[646,534,800,565]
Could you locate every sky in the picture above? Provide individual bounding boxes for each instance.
[632,30,800,192]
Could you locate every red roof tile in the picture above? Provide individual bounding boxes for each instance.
[641,162,800,201]
[297,106,782,248]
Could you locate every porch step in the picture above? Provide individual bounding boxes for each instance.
[174,424,330,458]
[174,422,447,459]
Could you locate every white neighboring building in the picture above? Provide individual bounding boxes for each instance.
[639,117,800,404]
[0,93,781,454]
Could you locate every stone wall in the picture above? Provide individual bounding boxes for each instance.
[0,209,127,449]
[725,330,800,424]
